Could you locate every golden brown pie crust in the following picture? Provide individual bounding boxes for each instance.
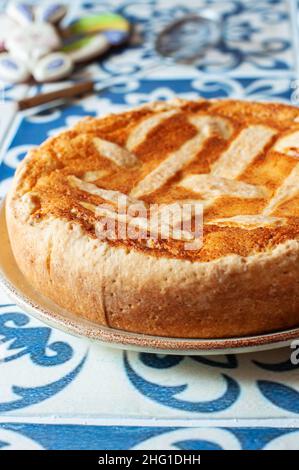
[6,99,299,338]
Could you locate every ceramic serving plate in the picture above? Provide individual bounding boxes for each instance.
[0,200,298,355]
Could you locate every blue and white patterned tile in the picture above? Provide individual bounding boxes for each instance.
[1,289,299,419]
[0,300,89,415]
[66,0,296,78]
[1,423,299,449]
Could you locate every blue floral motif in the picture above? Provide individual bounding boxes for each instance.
[191,355,238,369]
[0,440,8,449]
[139,353,182,369]
[257,381,299,414]
[139,353,238,370]
[175,439,222,451]
[124,353,240,412]
[1,424,299,450]
[0,311,73,366]
[0,355,87,413]
[0,305,88,412]
[253,358,299,372]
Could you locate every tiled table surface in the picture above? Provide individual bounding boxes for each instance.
[1,0,299,450]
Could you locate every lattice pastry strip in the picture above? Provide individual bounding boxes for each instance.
[70,108,299,236]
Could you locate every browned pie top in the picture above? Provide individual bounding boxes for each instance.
[13,99,299,262]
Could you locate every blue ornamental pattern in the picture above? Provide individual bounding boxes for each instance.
[124,353,241,412]
[0,424,299,450]
[0,308,73,366]
[0,0,299,450]
[73,0,296,76]
[0,305,88,412]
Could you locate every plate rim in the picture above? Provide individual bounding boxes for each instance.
[1,198,299,355]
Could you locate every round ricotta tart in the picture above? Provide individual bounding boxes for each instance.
[6,99,299,338]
